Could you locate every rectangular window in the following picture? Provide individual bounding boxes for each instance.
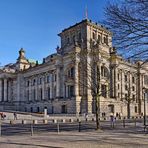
[33,89,36,100]
[133,94,135,101]
[125,94,128,100]
[132,77,135,83]
[118,73,120,80]
[118,93,120,98]
[27,90,29,101]
[40,88,42,100]
[48,87,50,99]
[68,67,74,78]
[135,106,137,113]
[101,84,107,98]
[68,85,74,97]
[47,75,50,83]
[33,79,36,86]
[132,86,135,91]
[98,35,101,43]
[104,35,108,45]
[38,77,42,84]
[93,32,96,39]
[118,84,120,90]
[144,75,148,85]
[125,85,128,90]
[27,80,30,87]
[61,105,67,114]
[125,75,127,81]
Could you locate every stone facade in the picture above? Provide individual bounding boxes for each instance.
[0,19,148,117]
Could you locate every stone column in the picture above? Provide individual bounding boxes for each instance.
[56,67,60,98]
[74,60,81,114]
[87,55,92,114]
[121,70,125,101]
[50,74,53,99]
[66,85,68,98]
[7,80,11,102]
[42,76,45,100]
[0,79,2,102]
[114,67,117,99]
[74,62,79,96]
[29,80,31,101]
[35,78,38,101]
[4,79,7,101]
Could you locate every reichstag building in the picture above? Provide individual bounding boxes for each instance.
[0,19,148,117]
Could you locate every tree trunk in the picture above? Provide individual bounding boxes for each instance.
[127,101,130,119]
[95,95,100,130]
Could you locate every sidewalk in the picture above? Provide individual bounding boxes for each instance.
[0,129,148,148]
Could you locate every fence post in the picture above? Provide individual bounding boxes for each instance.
[78,121,81,132]
[57,122,60,134]
[31,123,33,136]
[123,117,125,128]
[30,115,33,136]
[134,117,136,127]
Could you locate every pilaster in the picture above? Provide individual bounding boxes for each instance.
[56,67,60,98]
[42,76,45,100]
[4,79,7,101]
[0,79,2,102]
[50,74,53,99]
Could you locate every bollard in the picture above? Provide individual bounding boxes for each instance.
[123,118,125,128]
[33,120,38,124]
[134,118,136,127]
[69,118,74,123]
[10,120,15,124]
[43,119,48,124]
[22,120,27,124]
[53,119,57,123]
[31,124,33,136]
[61,119,65,123]
[78,121,81,132]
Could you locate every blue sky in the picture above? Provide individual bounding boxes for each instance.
[0,0,108,66]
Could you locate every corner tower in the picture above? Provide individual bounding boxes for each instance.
[16,48,30,71]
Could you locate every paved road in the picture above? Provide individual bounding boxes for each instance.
[0,113,148,148]
[0,127,148,148]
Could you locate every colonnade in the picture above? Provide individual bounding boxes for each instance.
[0,78,11,102]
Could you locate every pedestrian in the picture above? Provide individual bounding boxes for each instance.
[14,112,17,120]
[110,113,114,128]
[85,113,88,121]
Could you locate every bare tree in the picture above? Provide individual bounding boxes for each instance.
[124,81,136,119]
[104,0,148,60]
[71,40,110,130]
